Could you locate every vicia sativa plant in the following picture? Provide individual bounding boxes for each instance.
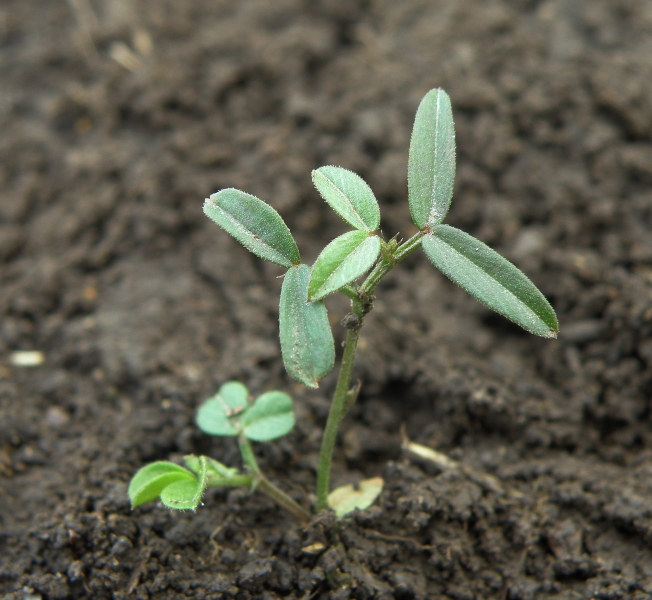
[129,88,558,520]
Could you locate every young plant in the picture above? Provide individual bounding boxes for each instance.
[129,88,558,519]
[129,381,310,521]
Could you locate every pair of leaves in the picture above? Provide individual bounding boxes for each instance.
[204,189,335,388]
[203,166,381,256]
[129,455,238,510]
[205,169,383,303]
[309,230,380,301]
[197,381,295,441]
[276,164,392,382]
[408,88,558,338]
[204,175,382,387]
[308,166,382,301]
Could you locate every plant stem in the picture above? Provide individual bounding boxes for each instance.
[206,474,253,488]
[238,434,311,522]
[238,434,260,473]
[256,477,311,523]
[315,231,425,512]
[316,326,361,511]
[338,284,359,301]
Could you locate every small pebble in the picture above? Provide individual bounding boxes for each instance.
[10,351,45,367]
[46,407,70,428]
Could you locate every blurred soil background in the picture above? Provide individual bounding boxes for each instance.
[2,0,652,598]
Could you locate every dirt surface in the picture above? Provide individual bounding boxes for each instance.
[2,0,652,598]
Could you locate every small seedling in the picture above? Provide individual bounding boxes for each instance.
[129,88,558,519]
[129,381,310,521]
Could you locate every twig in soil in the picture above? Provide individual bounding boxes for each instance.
[362,528,435,552]
[109,42,143,72]
[65,0,100,63]
[208,514,234,560]
[126,546,152,595]
[400,425,520,498]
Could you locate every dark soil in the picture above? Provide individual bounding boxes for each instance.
[2,0,652,598]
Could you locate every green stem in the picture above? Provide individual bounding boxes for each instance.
[206,474,253,488]
[338,284,359,301]
[256,477,311,523]
[315,230,425,512]
[238,434,260,473]
[316,326,361,511]
[238,434,311,522]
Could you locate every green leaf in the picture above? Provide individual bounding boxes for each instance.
[196,381,249,437]
[160,456,208,510]
[241,391,295,441]
[184,455,202,474]
[204,188,300,268]
[408,89,456,228]
[308,231,381,301]
[312,166,380,232]
[218,381,249,407]
[160,478,203,510]
[328,477,384,518]
[422,225,559,338]
[160,456,209,510]
[279,264,335,388]
[128,461,195,508]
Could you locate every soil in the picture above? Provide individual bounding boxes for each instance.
[2,0,652,598]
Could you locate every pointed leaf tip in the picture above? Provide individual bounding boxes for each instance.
[422,225,558,338]
[312,166,380,232]
[204,189,300,268]
[309,231,381,301]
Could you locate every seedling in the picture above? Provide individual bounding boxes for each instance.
[129,88,558,519]
[129,381,310,521]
